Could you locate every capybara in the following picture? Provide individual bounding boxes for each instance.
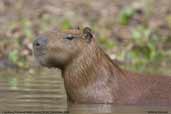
[33,27,171,106]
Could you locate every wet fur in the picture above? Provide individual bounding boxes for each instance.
[33,28,171,106]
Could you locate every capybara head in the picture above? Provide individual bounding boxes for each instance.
[33,27,94,69]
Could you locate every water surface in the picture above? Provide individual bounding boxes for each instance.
[0,68,170,114]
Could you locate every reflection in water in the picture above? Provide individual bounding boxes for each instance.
[69,104,171,114]
[9,77,18,90]
[0,68,67,112]
[0,68,170,114]
[69,104,113,114]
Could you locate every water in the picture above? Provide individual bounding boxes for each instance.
[0,68,67,112]
[0,68,170,114]
[69,104,171,114]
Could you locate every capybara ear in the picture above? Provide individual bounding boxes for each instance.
[83,27,93,43]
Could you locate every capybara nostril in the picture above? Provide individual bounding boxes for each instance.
[33,36,48,47]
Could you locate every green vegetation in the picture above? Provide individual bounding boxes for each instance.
[99,37,116,49]
[0,0,171,75]
[118,7,135,25]
[61,19,73,30]
[128,26,164,71]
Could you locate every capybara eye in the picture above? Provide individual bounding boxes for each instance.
[64,34,75,40]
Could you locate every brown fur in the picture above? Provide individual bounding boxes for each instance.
[33,27,171,106]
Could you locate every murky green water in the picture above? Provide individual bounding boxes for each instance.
[0,68,170,114]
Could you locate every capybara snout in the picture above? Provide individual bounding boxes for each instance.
[33,35,48,48]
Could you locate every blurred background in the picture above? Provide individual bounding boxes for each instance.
[0,0,171,75]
